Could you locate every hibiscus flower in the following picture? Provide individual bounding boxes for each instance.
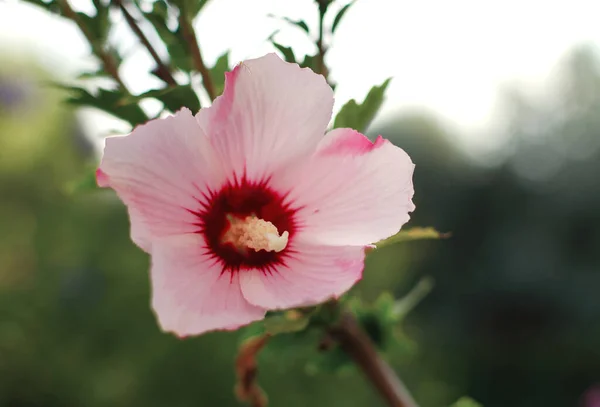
[97,53,415,337]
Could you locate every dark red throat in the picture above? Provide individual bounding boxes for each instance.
[192,176,298,275]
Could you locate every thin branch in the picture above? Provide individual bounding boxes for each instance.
[57,0,129,91]
[178,13,216,100]
[329,311,419,407]
[235,334,271,407]
[114,0,177,86]
[316,6,329,81]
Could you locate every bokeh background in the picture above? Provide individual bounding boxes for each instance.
[1,1,599,406]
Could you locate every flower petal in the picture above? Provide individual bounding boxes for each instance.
[239,241,364,309]
[151,234,266,337]
[98,108,224,251]
[272,128,415,246]
[196,53,334,181]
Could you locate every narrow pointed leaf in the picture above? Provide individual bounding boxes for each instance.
[55,84,147,126]
[283,17,310,34]
[392,277,434,319]
[137,84,200,112]
[333,77,391,132]
[144,2,193,72]
[267,14,310,34]
[271,42,296,63]
[20,0,61,14]
[332,1,356,33]
[373,227,450,250]
[263,311,310,335]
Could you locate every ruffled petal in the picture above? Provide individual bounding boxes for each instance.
[239,241,364,309]
[98,108,224,251]
[196,53,334,181]
[271,128,415,246]
[151,235,266,337]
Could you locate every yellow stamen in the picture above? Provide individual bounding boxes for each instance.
[222,215,289,253]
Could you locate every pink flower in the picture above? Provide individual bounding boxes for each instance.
[583,386,600,407]
[97,53,415,337]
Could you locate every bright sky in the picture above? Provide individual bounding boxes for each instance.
[1,0,599,153]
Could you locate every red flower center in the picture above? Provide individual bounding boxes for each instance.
[195,177,297,274]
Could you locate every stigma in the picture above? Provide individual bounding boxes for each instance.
[221,214,289,253]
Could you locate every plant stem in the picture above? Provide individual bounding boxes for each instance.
[235,334,271,407]
[316,6,329,81]
[115,0,177,86]
[178,13,216,100]
[329,311,419,407]
[58,0,128,92]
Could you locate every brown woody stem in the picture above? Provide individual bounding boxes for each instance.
[115,0,177,86]
[235,334,271,407]
[178,13,216,100]
[316,5,329,81]
[328,311,419,407]
[58,0,128,92]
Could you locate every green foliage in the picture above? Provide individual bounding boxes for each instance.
[392,278,434,319]
[300,54,319,72]
[170,0,209,17]
[20,0,60,13]
[449,397,483,407]
[144,1,193,72]
[315,0,333,16]
[343,278,432,357]
[77,69,111,80]
[304,343,354,375]
[137,84,200,113]
[268,14,310,34]
[263,311,311,335]
[331,1,356,33]
[84,0,111,43]
[374,227,450,251]
[333,78,391,132]
[209,52,230,95]
[57,85,147,127]
[271,41,296,63]
[22,0,110,43]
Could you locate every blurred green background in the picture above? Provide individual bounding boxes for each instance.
[1,44,600,407]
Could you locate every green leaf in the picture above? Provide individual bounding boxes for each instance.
[209,52,230,96]
[171,0,208,18]
[57,85,147,127]
[77,69,111,80]
[373,227,450,250]
[332,1,356,33]
[137,84,200,113]
[144,2,193,72]
[263,311,310,335]
[267,14,310,34]
[299,54,319,72]
[347,279,432,353]
[271,42,296,63]
[305,346,353,376]
[315,0,333,16]
[20,0,60,14]
[392,277,434,319]
[449,397,483,407]
[81,0,110,43]
[333,78,391,132]
[374,292,396,321]
[283,17,309,34]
